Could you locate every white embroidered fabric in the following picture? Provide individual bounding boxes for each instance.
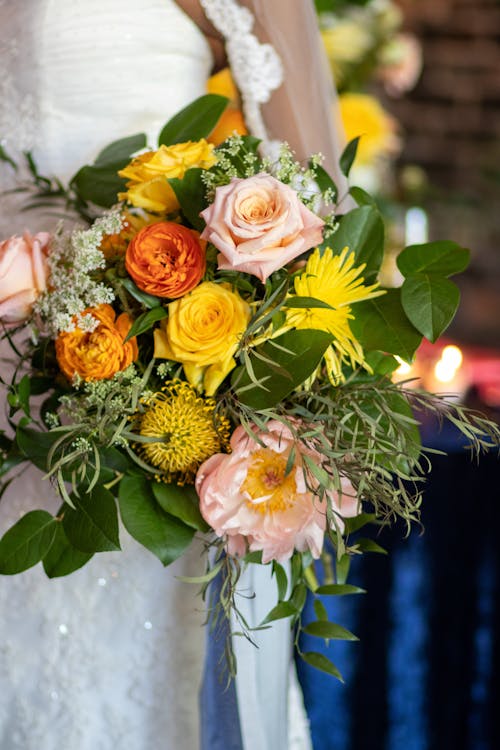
[0,3,210,749]
[200,0,283,143]
[0,1,314,748]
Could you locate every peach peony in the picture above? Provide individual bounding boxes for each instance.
[196,421,359,563]
[0,232,50,324]
[55,304,138,381]
[200,174,324,282]
[125,221,206,299]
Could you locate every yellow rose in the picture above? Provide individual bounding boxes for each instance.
[153,282,251,396]
[118,141,217,213]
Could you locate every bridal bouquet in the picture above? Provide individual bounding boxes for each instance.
[0,95,497,678]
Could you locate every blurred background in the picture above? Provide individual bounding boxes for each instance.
[296,1,500,748]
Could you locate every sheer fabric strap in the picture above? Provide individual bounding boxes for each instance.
[199,0,284,142]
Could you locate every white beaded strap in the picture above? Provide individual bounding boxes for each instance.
[200,0,284,143]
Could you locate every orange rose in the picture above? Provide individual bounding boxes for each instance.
[125,222,206,299]
[55,304,138,381]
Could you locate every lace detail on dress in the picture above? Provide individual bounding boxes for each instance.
[200,0,284,142]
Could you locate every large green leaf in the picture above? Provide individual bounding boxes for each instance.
[158,94,229,146]
[302,620,359,641]
[329,206,384,279]
[401,274,460,342]
[62,486,120,553]
[350,289,422,361]
[260,601,298,625]
[118,475,195,566]
[152,482,209,531]
[232,329,334,410]
[17,426,62,472]
[309,162,337,202]
[71,163,127,208]
[397,241,470,277]
[301,651,344,681]
[168,168,207,231]
[93,133,147,167]
[42,523,93,578]
[0,510,57,574]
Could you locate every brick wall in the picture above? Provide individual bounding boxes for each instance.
[387,0,500,346]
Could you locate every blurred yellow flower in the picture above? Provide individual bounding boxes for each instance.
[118,141,217,213]
[207,67,239,103]
[153,282,251,396]
[285,247,384,383]
[322,20,373,84]
[339,93,399,166]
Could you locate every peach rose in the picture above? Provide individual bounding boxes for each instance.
[55,304,138,381]
[0,232,50,324]
[200,174,325,282]
[125,222,206,299]
[196,421,359,563]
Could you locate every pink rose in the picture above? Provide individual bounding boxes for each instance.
[196,420,359,564]
[200,173,324,282]
[0,232,51,324]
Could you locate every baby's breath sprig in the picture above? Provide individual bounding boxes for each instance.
[34,209,123,336]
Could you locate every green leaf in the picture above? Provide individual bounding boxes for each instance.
[273,562,289,601]
[401,274,460,342]
[152,482,209,531]
[16,426,63,472]
[336,554,350,585]
[301,651,344,681]
[303,620,359,640]
[168,168,207,231]
[125,306,167,341]
[310,162,337,202]
[282,297,335,310]
[70,163,127,208]
[260,601,298,625]
[315,584,366,596]
[121,278,162,308]
[350,289,422,361]
[42,523,93,578]
[340,137,360,178]
[118,475,194,565]
[314,600,329,620]
[364,351,399,376]
[62,486,120,553]
[0,510,57,574]
[329,206,384,279]
[397,241,470,277]
[291,582,308,612]
[158,94,229,146]
[94,133,147,167]
[354,538,388,554]
[233,329,333,410]
[349,186,377,207]
[343,512,377,534]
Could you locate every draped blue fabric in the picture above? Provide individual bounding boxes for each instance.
[200,572,244,750]
[297,419,500,750]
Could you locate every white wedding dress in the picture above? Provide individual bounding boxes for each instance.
[0,2,312,749]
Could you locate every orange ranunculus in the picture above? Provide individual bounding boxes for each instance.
[55,304,138,381]
[99,211,164,260]
[125,221,206,299]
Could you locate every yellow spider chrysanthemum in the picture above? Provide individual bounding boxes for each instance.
[138,381,230,483]
[285,247,384,383]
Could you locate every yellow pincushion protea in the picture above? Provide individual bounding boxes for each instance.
[285,247,384,383]
[138,381,230,484]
